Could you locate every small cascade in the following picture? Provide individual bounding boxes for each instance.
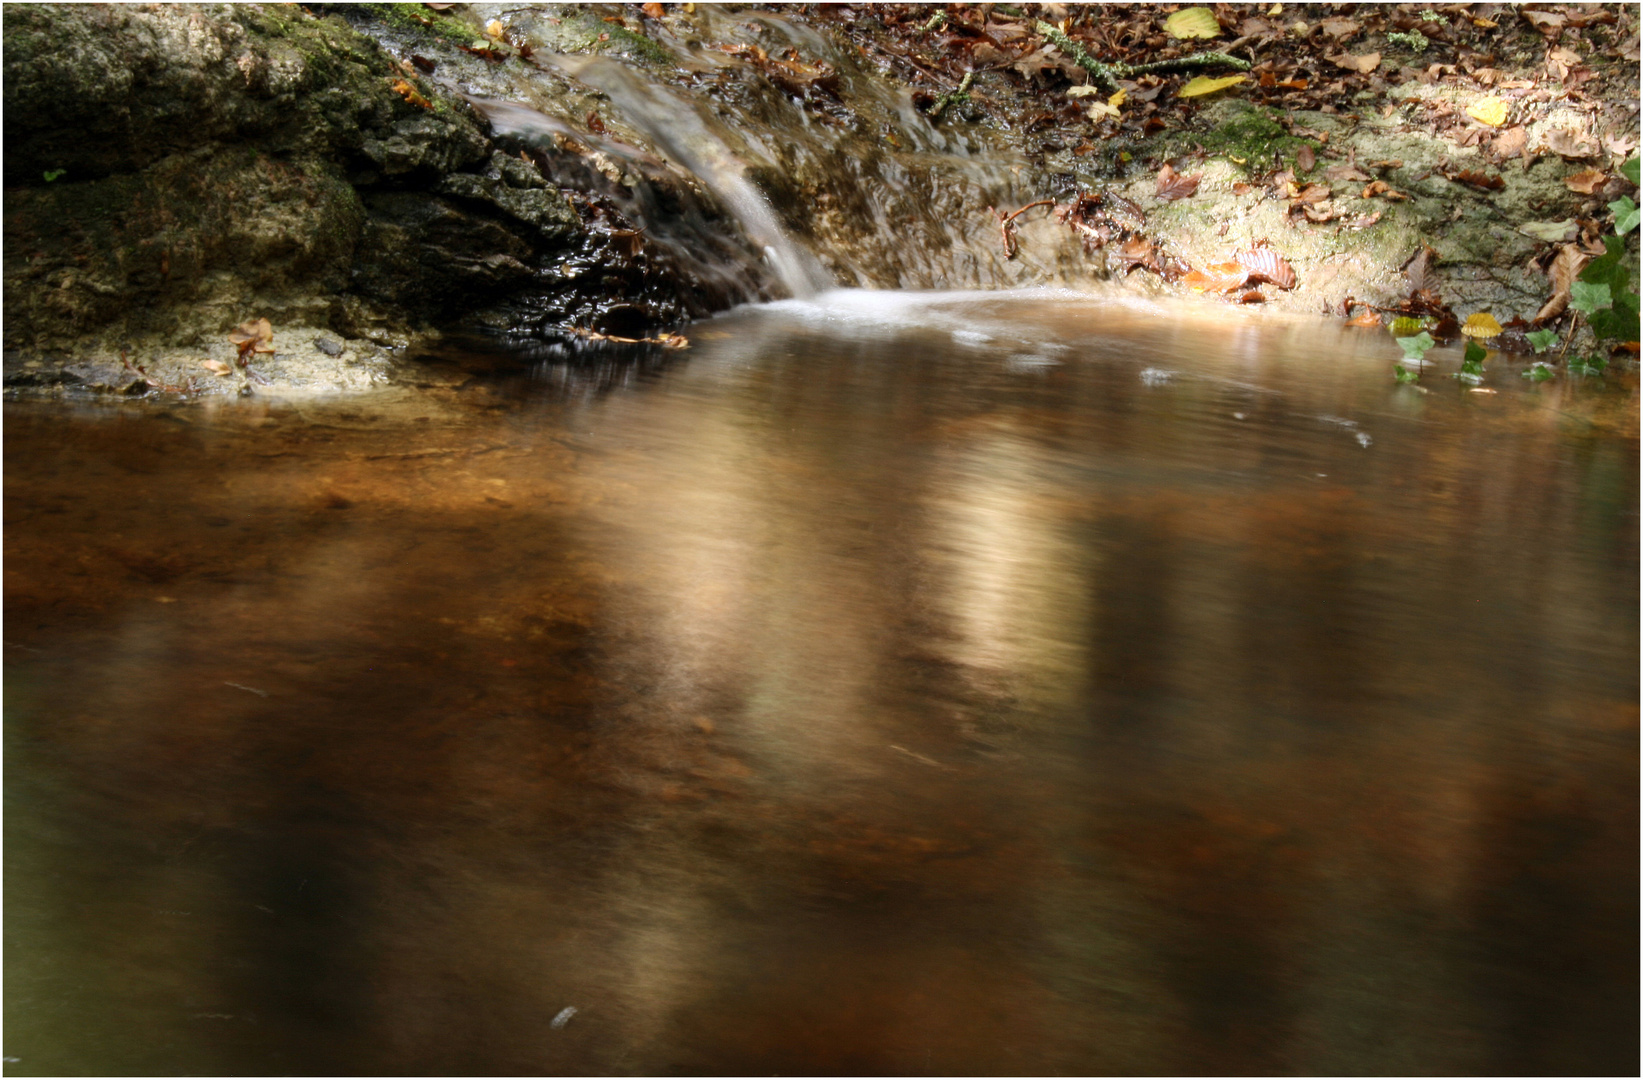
[550,54,835,299]
[416,4,1126,336]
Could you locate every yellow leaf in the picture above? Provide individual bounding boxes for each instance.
[1471,16,1497,28]
[1462,312,1503,339]
[1466,96,1508,126]
[200,359,232,376]
[1109,89,1127,108]
[1086,101,1121,120]
[1164,7,1221,39]
[485,19,506,39]
[1179,74,1247,98]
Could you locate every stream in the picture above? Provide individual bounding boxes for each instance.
[5,291,1638,1075]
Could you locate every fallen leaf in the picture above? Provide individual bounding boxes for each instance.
[200,359,232,376]
[1534,243,1588,322]
[1363,180,1409,200]
[1178,73,1246,98]
[1164,7,1221,39]
[1448,169,1504,191]
[1292,183,1332,204]
[1405,247,1440,293]
[1465,97,1508,126]
[1320,17,1359,38]
[1236,244,1296,289]
[1492,125,1527,160]
[1347,309,1383,327]
[1086,101,1121,121]
[1065,85,1106,98]
[642,2,666,17]
[390,79,433,109]
[1521,9,1566,36]
[1563,168,1607,194]
[1327,52,1380,73]
[1548,243,1587,295]
[485,19,506,38]
[1182,262,1250,292]
[1519,219,1578,242]
[1296,144,1315,172]
[1542,127,1599,159]
[1155,162,1201,201]
[1237,290,1267,303]
[1462,312,1503,338]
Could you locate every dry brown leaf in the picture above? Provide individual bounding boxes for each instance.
[1563,168,1608,194]
[1182,262,1250,293]
[1327,52,1380,73]
[1448,169,1504,191]
[1346,310,1383,327]
[1236,244,1296,290]
[200,359,233,376]
[1363,180,1409,201]
[1292,183,1332,204]
[642,2,666,17]
[1155,162,1202,201]
[1492,125,1527,160]
[1548,243,1587,296]
[1320,17,1360,38]
[1405,247,1440,294]
[1542,127,1599,159]
[1521,9,1567,36]
[1296,144,1315,172]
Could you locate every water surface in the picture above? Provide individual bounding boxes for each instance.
[6,294,1638,1075]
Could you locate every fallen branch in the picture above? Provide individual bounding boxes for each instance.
[1036,22,1250,95]
[928,70,974,121]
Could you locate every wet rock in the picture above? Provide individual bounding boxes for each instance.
[313,334,346,357]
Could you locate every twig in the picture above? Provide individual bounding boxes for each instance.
[1001,198,1055,225]
[988,206,1017,258]
[928,70,974,121]
[1556,311,1581,366]
[1036,21,1249,95]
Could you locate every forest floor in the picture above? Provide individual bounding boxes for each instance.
[805,2,1640,353]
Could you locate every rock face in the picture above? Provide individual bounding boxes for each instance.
[1,3,732,391]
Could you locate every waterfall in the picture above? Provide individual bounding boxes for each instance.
[549,55,835,300]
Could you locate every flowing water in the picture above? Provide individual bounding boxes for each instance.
[5,292,1638,1075]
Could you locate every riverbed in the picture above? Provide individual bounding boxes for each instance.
[5,293,1638,1075]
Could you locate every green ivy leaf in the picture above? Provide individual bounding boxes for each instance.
[1526,329,1558,353]
[1569,280,1613,314]
[42,168,64,182]
[1393,364,1420,384]
[1622,155,1640,187]
[1609,195,1640,235]
[1522,362,1555,382]
[1397,331,1435,361]
[1463,339,1486,367]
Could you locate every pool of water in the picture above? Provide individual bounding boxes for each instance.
[6,292,1638,1075]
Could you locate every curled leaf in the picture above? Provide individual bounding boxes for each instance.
[1563,168,1607,193]
[1362,180,1409,201]
[200,359,233,376]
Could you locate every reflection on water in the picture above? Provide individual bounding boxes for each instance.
[6,294,1638,1075]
